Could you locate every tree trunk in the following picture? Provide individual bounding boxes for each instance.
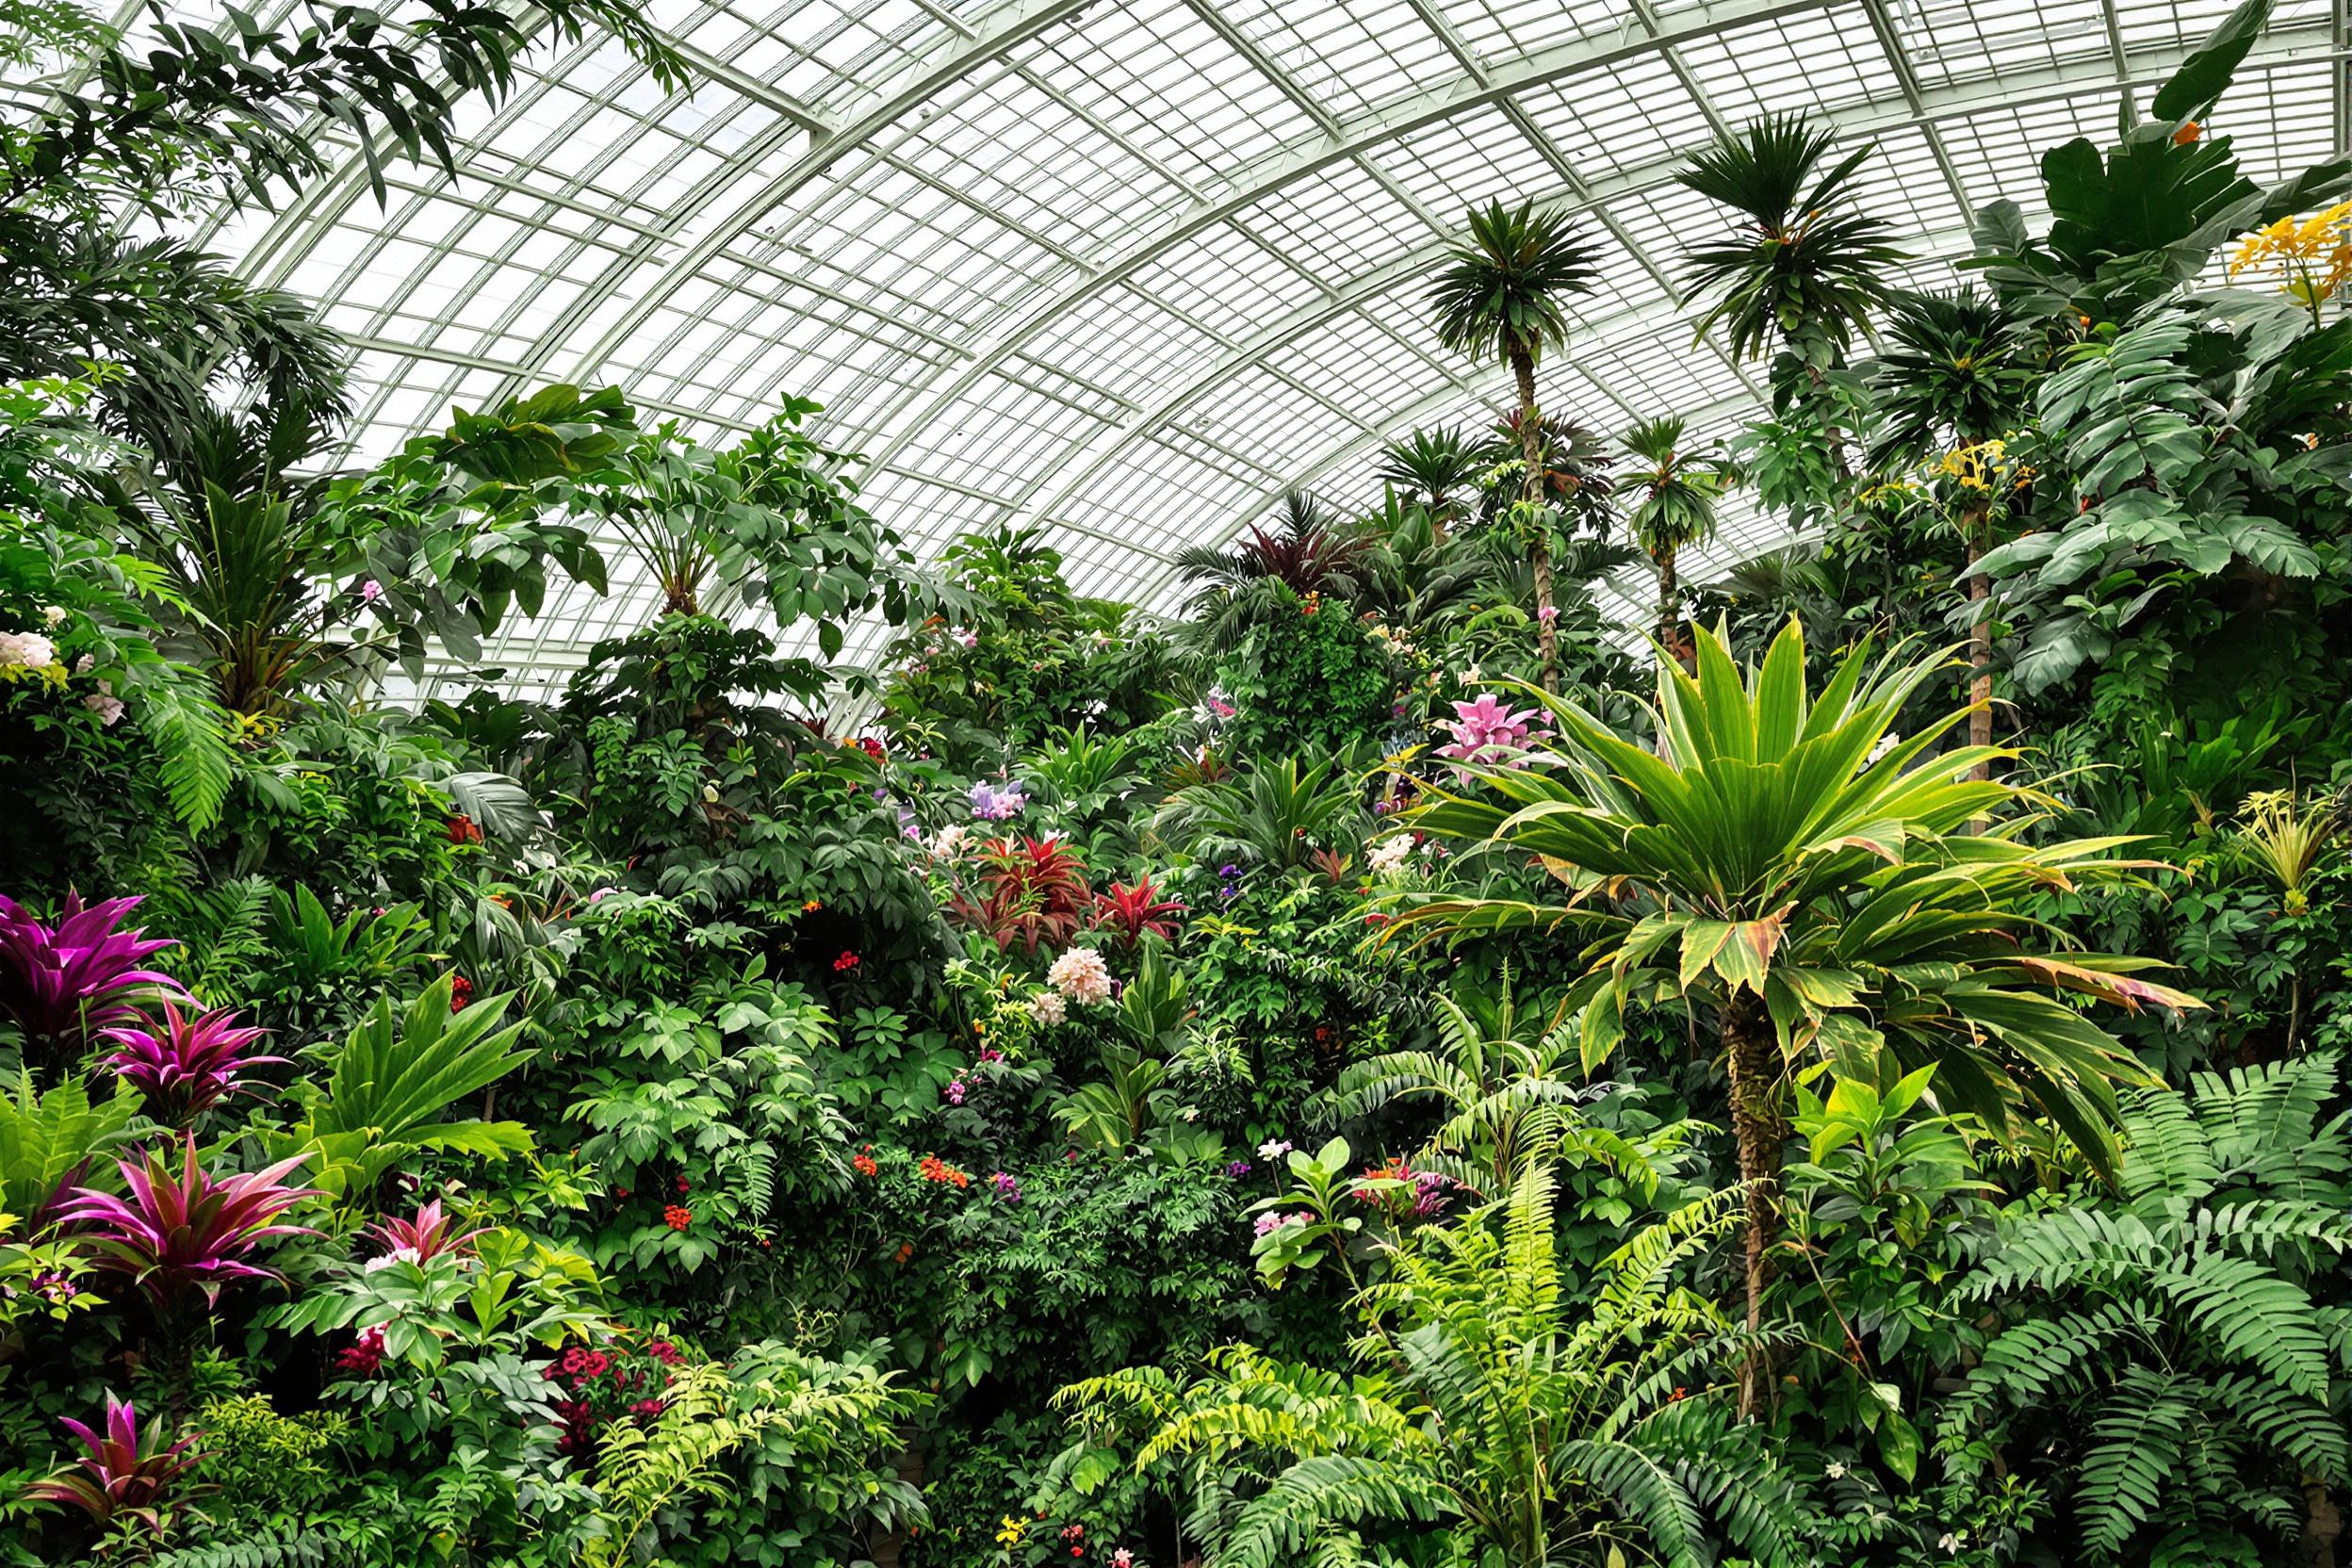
[1512,349,1559,695]
[1967,528,1992,784]
[1721,988,1784,1419]
[2302,1473,2342,1568]
[1658,547,1681,668]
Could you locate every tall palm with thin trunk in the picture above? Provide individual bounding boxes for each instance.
[1429,200,1596,694]
[1615,416,1732,664]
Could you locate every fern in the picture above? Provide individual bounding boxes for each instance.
[136,673,237,831]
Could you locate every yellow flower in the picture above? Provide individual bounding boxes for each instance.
[2229,200,2352,305]
[1936,439,2009,493]
[996,1515,1028,1546]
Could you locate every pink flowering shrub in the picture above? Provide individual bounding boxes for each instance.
[0,892,185,1053]
[539,1335,686,1461]
[1434,693,1547,767]
[20,1393,204,1535]
[55,1137,318,1309]
[101,1004,284,1125]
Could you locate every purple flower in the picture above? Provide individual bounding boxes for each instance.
[0,892,185,1052]
[1252,1211,1312,1238]
[990,1170,1021,1202]
[359,580,383,603]
[102,1004,284,1125]
[1225,1160,1251,1178]
[20,1395,204,1535]
[945,1079,968,1105]
[970,781,1028,821]
[55,1136,318,1309]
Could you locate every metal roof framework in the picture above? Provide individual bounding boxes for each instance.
[153,0,2352,696]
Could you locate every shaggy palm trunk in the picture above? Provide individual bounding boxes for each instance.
[1721,988,1783,1419]
[1511,350,1559,695]
[1658,547,1681,667]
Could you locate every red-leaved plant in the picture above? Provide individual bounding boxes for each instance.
[1088,874,1188,949]
[101,1004,285,1125]
[55,1137,318,1310]
[19,1393,204,1535]
[948,837,1092,953]
[0,892,185,1055]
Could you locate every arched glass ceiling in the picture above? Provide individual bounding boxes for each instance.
[172,0,2350,697]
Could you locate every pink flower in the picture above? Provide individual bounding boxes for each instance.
[336,1324,387,1376]
[945,1079,968,1105]
[1435,694,1544,766]
[1031,990,1067,1026]
[83,683,125,727]
[359,580,383,603]
[1047,948,1112,1006]
[1537,602,1559,623]
[1252,1211,1311,1237]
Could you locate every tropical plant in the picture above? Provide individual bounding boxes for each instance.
[948,836,1094,954]
[1156,755,1357,871]
[19,1393,205,1538]
[99,1004,282,1126]
[1866,289,2033,468]
[1678,112,1907,378]
[1061,1166,1805,1568]
[1374,426,1484,538]
[1173,494,1372,648]
[271,973,535,1204]
[0,1066,139,1233]
[0,891,184,1064]
[1391,619,2199,1411]
[1429,199,1598,693]
[361,1200,487,1268]
[1939,1053,2352,1563]
[1616,416,1736,660]
[1089,875,1188,950]
[56,1136,318,1310]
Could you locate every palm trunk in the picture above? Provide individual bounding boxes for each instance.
[1968,527,1992,784]
[1722,988,1783,1419]
[1511,349,1559,695]
[1658,548,1681,668]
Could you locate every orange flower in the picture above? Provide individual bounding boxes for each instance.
[803,898,823,912]
[2174,121,2201,144]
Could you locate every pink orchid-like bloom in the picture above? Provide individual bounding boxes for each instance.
[101,1003,285,1125]
[0,892,186,1051]
[1434,693,1546,766]
[21,1394,204,1534]
[359,580,383,602]
[55,1136,319,1309]
[1537,602,1559,623]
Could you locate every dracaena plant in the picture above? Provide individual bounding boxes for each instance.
[20,1393,205,1537]
[100,1004,285,1126]
[948,836,1093,953]
[56,1136,318,1310]
[1088,875,1187,950]
[0,892,186,1061]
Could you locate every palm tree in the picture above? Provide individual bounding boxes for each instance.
[1061,1167,1805,1568]
[1373,425,1483,540]
[1614,416,1734,663]
[1429,200,1597,694]
[1678,112,1905,408]
[1868,288,2035,769]
[1392,619,2200,1414]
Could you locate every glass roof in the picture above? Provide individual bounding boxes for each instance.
[162,0,2351,698]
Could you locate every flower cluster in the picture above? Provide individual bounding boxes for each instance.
[944,1078,968,1105]
[1252,1210,1311,1237]
[1435,693,1545,766]
[990,1170,1022,1202]
[0,629,61,679]
[662,1203,693,1231]
[1047,947,1112,1005]
[970,780,1028,820]
[918,1154,972,1188]
[1352,1155,1454,1218]
[336,1324,387,1377]
[1217,862,1243,902]
[447,813,483,846]
[853,1146,878,1177]
[1256,1138,1293,1161]
[540,1338,681,1459]
[1364,835,1414,875]
[833,951,861,972]
[1031,989,1068,1026]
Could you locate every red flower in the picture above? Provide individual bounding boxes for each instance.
[662,1205,692,1231]
[853,1152,878,1177]
[674,1176,690,1195]
[336,1324,387,1377]
[834,951,861,972]
[449,973,473,1011]
[447,814,482,845]
[857,736,887,761]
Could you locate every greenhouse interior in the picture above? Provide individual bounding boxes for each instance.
[8,0,2352,1561]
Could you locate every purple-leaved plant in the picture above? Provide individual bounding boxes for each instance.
[101,1004,285,1125]
[0,892,185,1054]
[19,1393,204,1535]
[55,1137,318,1310]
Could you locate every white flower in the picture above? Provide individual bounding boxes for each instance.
[1256,1138,1293,1161]
[40,605,66,627]
[1047,947,1113,1006]
[83,684,124,727]
[1824,1461,1847,1479]
[1031,990,1067,1026]
[1365,836,1413,875]
[73,653,94,675]
[1937,1534,1960,1555]
[0,630,57,670]
[1867,731,1900,764]
[702,783,720,803]
[932,823,970,858]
